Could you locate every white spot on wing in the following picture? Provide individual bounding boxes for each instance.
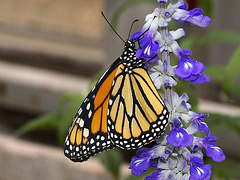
[88,110,92,118]
[79,119,84,127]
[86,102,91,110]
[83,128,89,137]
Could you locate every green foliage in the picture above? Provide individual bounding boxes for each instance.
[126,167,155,180]
[205,113,240,136]
[98,149,124,180]
[206,158,240,180]
[198,30,240,47]
[13,93,85,146]
[222,45,240,99]
[205,45,240,102]
[13,114,58,136]
[199,0,214,18]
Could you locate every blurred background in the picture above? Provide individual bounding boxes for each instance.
[0,0,239,180]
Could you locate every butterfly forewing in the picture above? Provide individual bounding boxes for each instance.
[64,59,121,162]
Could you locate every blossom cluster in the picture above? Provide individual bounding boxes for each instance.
[129,0,225,179]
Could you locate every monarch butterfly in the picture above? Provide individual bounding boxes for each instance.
[64,21,169,163]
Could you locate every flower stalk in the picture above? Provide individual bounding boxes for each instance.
[129,1,225,179]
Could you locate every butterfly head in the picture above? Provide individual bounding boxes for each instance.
[124,40,136,51]
[119,40,145,73]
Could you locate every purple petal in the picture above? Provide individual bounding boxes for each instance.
[174,8,211,28]
[143,40,160,58]
[136,49,143,58]
[131,30,142,41]
[178,101,190,112]
[189,157,212,180]
[166,127,194,147]
[129,156,151,176]
[163,59,168,73]
[189,8,203,16]
[139,34,153,49]
[191,60,205,75]
[205,136,218,143]
[205,144,226,162]
[178,49,192,58]
[197,119,209,133]
[173,118,182,128]
[191,74,210,84]
[165,146,174,155]
[145,170,163,180]
[136,147,154,157]
[175,50,210,84]
[175,59,193,78]
[179,2,188,10]
[191,113,210,134]
[157,0,167,4]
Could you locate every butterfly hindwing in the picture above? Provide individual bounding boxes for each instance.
[64,58,122,162]
[107,65,169,149]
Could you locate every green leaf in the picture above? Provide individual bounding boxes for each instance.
[204,65,225,82]
[222,45,240,97]
[179,35,197,50]
[206,158,240,180]
[56,93,85,146]
[231,83,240,100]
[56,93,85,114]
[111,0,156,29]
[198,30,240,48]
[205,113,240,136]
[13,114,58,137]
[97,149,123,180]
[126,167,155,180]
[199,0,214,17]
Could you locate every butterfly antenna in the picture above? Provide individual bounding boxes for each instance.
[101,12,125,43]
[128,19,139,40]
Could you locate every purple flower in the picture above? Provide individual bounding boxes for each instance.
[201,136,226,162]
[191,113,210,135]
[158,1,211,28]
[189,156,212,180]
[159,29,185,55]
[129,156,151,176]
[129,146,161,176]
[150,59,177,89]
[128,1,224,180]
[173,8,211,28]
[175,49,210,84]
[166,119,193,147]
[157,0,167,4]
[165,92,193,123]
[131,13,160,62]
[136,35,160,62]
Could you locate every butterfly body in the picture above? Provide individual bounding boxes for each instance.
[64,40,169,162]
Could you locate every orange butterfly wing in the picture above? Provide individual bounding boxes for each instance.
[64,58,121,162]
[107,63,168,149]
